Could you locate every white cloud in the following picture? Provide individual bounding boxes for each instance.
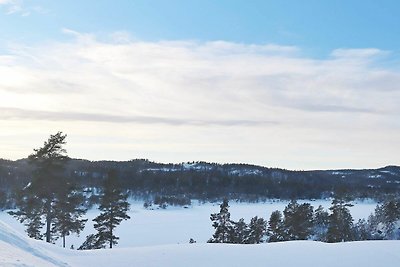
[0,0,22,14]
[0,31,399,169]
[0,0,47,16]
[331,48,387,58]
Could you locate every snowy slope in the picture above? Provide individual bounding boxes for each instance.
[0,221,69,266]
[1,220,400,267]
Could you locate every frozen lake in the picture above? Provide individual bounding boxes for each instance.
[0,199,378,249]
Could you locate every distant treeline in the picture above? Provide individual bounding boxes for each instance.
[1,158,400,208]
[208,198,400,244]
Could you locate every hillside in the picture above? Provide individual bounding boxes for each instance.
[1,159,399,207]
[2,159,400,205]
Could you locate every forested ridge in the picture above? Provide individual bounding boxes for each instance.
[1,158,399,207]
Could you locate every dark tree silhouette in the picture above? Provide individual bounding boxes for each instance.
[10,132,73,243]
[92,170,131,248]
[208,199,234,243]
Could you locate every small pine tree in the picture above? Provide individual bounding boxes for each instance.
[93,170,131,249]
[52,186,87,248]
[313,205,329,241]
[78,234,105,250]
[246,216,266,244]
[367,211,384,240]
[231,218,248,244]
[368,199,400,240]
[381,200,400,239]
[208,198,234,243]
[267,210,285,242]
[353,219,371,241]
[283,200,314,240]
[326,198,354,242]
[9,194,44,240]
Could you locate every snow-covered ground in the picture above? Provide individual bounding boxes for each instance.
[0,199,378,249]
[1,219,400,267]
[1,199,399,267]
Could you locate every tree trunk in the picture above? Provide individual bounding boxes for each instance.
[45,200,52,243]
[46,212,51,243]
[109,209,113,249]
[63,235,65,248]
[110,227,113,249]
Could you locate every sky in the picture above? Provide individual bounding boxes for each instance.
[0,0,399,170]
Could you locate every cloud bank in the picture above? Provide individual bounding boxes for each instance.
[0,30,399,169]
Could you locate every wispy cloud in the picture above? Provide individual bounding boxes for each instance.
[3,31,397,118]
[331,48,388,59]
[0,0,47,16]
[0,107,277,126]
[0,0,24,15]
[0,30,399,168]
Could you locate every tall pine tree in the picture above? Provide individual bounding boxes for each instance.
[208,198,234,243]
[10,132,70,243]
[326,198,354,242]
[92,170,131,249]
[313,205,329,241]
[52,185,87,248]
[231,218,248,244]
[381,199,400,239]
[246,216,266,244]
[267,210,285,242]
[283,200,314,240]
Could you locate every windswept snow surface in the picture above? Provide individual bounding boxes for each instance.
[1,219,400,267]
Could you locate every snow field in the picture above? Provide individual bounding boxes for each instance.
[0,199,378,249]
[0,200,397,267]
[1,218,400,267]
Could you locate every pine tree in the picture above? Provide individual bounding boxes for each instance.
[78,234,105,250]
[9,132,69,243]
[326,198,354,242]
[246,216,266,244]
[208,198,234,243]
[231,218,248,244]
[9,194,44,240]
[92,170,131,249]
[313,205,329,241]
[381,200,400,239]
[52,186,87,248]
[267,210,285,242]
[283,200,314,240]
[369,199,400,240]
[353,219,371,241]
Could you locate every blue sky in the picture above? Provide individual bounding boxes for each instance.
[1,1,400,169]
[1,0,400,56]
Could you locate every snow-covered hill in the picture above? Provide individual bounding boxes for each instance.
[0,220,69,266]
[1,220,400,267]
